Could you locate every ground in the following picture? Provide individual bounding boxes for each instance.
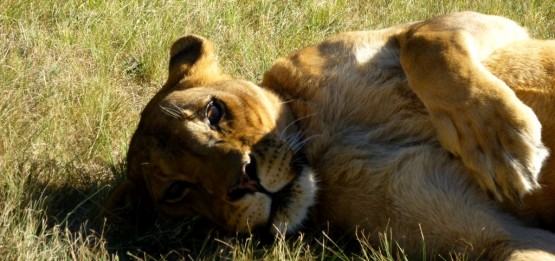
[1,0,553,259]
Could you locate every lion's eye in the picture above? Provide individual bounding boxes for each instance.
[206,100,224,127]
[163,181,192,203]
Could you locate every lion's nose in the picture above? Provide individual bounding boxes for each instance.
[242,155,258,181]
[228,155,261,201]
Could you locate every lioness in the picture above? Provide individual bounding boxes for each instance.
[108,12,555,259]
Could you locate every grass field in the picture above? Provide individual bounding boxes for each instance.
[1,0,553,260]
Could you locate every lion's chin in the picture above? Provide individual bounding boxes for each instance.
[266,165,318,235]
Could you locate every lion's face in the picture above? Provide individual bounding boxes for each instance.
[108,35,316,234]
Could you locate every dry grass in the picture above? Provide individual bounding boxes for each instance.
[1,0,553,259]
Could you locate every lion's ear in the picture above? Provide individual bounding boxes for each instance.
[164,35,228,89]
[105,178,157,228]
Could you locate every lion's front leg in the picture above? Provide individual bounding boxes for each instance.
[396,12,549,202]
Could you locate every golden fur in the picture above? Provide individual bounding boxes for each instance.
[108,12,555,259]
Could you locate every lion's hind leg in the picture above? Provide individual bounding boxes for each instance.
[387,148,555,260]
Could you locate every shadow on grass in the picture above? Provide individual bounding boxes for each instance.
[28,159,362,260]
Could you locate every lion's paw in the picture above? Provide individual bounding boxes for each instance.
[432,89,549,203]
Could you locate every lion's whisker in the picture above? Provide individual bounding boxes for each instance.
[159,102,185,119]
[279,99,296,105]
[278,131,303,153]
[292,134,323,153]
[278,113,319,140]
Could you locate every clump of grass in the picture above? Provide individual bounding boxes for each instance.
[1,0,553,259]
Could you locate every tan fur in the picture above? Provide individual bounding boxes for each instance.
[107,12,555,259]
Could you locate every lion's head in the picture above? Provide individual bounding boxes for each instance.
[107,35,317,234]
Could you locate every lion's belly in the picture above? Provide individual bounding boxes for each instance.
[285,43,452,231]
[297,76,475,234]
[309,134,491,249]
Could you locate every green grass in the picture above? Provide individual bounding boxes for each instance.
[1,0,553,259]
